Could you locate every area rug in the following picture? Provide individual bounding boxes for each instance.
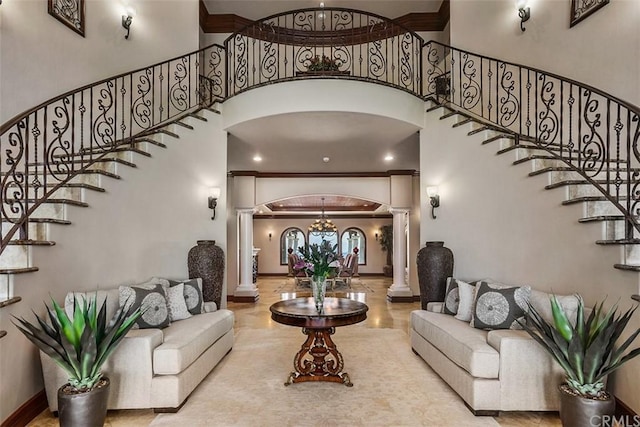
[150,327,499,427]
[273,278,374,294]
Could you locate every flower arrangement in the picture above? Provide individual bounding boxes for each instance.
[307,55,342,72]
[294,240,338,280]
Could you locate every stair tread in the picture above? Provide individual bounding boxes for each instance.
[0,296,22,308]
[562,196,621,205]
[632,295,640,302]
[1,218,71,225]
[545,180,631,190]
[514,155,627,166]
[24,198,89,207]
[172,121,194,130]
[451,118,475,128]
[27,157,137,168]
[596,239,640,245]
[614,264,640,272]
[187,113,207,122]
[7,239,55,246]
[0,267,38,274]
[0,331,6,339]
[579,215,626,223]
[482,134,516,144]
[530,167,640,177]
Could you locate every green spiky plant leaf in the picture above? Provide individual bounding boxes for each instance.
[13,294,144,392]
[521,295,640,398]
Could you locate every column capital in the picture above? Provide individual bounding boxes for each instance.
[388,207,410,215]
[236,208,256,215]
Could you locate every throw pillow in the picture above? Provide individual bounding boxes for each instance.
[169,278,204,315]
[119,283,171,329]
[166,283,192,321]
[528,290,580,326]
[471,281,531,330]
[453,279,476,322]
[443,277,460,315]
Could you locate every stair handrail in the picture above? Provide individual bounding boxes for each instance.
[0,43,226,251]
[423,40,640,238]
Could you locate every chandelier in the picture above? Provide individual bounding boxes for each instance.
[309,197,337,235]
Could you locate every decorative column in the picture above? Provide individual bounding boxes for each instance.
[387,208,413,302]
[234,208,259,302]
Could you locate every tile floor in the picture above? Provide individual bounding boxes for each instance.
[28,276,561,426]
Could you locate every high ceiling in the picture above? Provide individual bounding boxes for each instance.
[210,1,434,215]
[202,0,443,21]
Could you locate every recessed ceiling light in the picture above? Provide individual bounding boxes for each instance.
[253,155,262,162]
[363,204,368,207]
[258,210,263,214]
[279,204,284,207]
[323,157,330,163]
[384,155,394,161]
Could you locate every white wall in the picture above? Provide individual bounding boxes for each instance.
[0,110,228,422]
[0,0,200,123]
[449,0,640,106]
[420,107,640,412]
[253,217,391,275]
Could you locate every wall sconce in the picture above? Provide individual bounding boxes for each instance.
[268,232,272,241]
[427,186,440,219]
[208,187,221,220]
[516,0,530,32]
[375,231,379,241]
[122,6,136,39]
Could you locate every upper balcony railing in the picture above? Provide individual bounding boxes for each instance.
[1,7,639,253]
[224,7,423,97]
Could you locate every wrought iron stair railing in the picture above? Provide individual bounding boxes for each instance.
[2,7,640,257]
[422,41,640,240]
[0,44,226,252]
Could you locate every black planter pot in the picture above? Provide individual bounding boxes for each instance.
[559,384,615,427]
[416,241,454,310]
[188,240,225,308]
[58,377,110,427]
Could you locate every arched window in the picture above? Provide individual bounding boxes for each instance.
[280,227,306,265]
[340,227,366,265]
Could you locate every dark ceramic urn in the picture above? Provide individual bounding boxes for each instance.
[416,241,454,310]
[188,240,225,308]
[58,377,110,427]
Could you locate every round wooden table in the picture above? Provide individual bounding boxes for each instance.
[270,297,368,387]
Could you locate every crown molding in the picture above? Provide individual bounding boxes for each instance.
[199,0,450,34]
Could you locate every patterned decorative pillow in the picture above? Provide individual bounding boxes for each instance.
[453,279,477,322]
[471,281,531,330]
[443,277,460,315]
[169,278,204,315]
[166,283,192,321]
[528,290,579,326]
[119,283,170,329]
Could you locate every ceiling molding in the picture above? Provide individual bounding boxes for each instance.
[253,213,393,219]
[199,0,450,34]
[228,170,417,178]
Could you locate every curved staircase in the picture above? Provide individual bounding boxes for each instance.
[2,8,639,339]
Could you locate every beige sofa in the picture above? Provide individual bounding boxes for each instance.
[41,286,234,413]
[410,299,566,416]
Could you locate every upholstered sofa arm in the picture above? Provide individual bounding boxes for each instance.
[487,329,563,411]
[41,328,163,412]
[426,302,443,313]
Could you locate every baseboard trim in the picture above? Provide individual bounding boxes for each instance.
[2,390,47,427]
[387,295,419,303]
[229,295,260,303]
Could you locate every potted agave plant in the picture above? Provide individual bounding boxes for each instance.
[13,295,143,427]
[522,295,640,427]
